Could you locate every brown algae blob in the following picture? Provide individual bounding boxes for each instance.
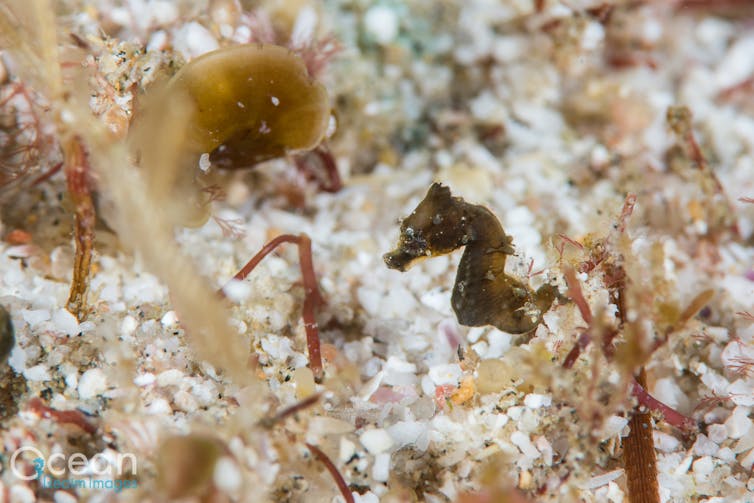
[384,183,557,335]
[130,44,330,226]
[174,44,330,167]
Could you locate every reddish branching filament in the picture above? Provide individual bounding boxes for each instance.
[630,379,696,431]
[293,144,342,193]
[223,233,325,381]
[306,443,354,503]
[0,82,58,193]
[63,137,96,321]
[27,397,97,435]
[560,265,697,431]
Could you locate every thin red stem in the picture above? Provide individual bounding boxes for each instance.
[631,378,696,431]
[617,194,637,233]
[298,234,325,380]
[563,331,590,369]
[557,233,584,250]
[231,235,300,281]
[225,233,325,381]
[258,393,321,428]
[27,397,97,435]
[64,137,95,321]
[294,144,342,193]
[667,106,739,237]
[313,144,342,193]
[560,263,696,431]
[306,443,354,503]
[275,393,321,422]
[561,267,594,368]
[31,161,63,185]
[564,268,592,325]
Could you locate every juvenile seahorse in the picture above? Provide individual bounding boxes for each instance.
[384,183,557,335]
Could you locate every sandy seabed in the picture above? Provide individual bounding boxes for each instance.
[1,1,754,502]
